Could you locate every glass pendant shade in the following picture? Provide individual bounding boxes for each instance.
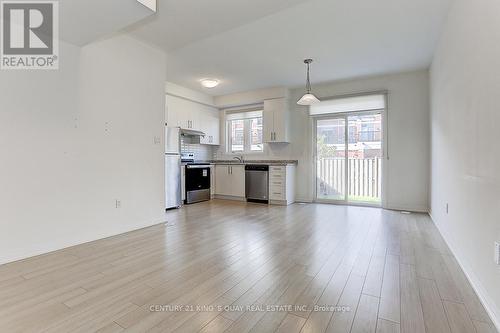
[297,93,321,105]
[297,59,320,106]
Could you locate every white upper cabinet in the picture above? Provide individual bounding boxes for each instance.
[166,94,220,145]
[199,108,220,146]
[263,98,289,143]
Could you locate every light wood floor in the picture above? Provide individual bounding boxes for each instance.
[0,200,497,333]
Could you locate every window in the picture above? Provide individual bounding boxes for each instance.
[226,110,263,153]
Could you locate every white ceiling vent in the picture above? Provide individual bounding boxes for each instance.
[137,0,157,12]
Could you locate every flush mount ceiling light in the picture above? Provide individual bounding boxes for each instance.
[200,79,220,88]
[297,59,320,106]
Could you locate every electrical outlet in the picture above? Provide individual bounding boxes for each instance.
[154,136,161,145]
[115,200,121,209]
[495,242,500,265]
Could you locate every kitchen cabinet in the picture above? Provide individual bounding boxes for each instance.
[209,165,215,197]
[263,98,289,143]
[166,95,194,129]
[214,164,245,198]
[166,95,219,143]
[269,165,296,205]
[181,165,186,201]
[199,108,220,146]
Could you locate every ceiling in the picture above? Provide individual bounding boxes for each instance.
[60,0,153,46]
[128,0,454,95]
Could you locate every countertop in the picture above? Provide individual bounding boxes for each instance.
[207,160,298,166]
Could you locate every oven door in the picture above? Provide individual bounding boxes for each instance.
[185,166,211,204]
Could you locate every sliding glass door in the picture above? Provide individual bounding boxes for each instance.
[315,112,383,206]
[316,118,346,201]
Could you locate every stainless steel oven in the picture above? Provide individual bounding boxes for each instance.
[185,164,211,204]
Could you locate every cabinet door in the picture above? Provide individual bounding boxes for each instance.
[263,98,289,143]
[166,95,181,127]
[189,107,201,131]
[215,165,231,196]
[166,95,191,128]
[209,109,220,145]
[181,166,186,201]
[210,165,215,196]
[198,110,210,144]
[230,165,246,197]
[200,108,220,145]
[263,99,275,142]
[272,99,288,142]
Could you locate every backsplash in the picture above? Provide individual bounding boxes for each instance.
[180,136,216,161]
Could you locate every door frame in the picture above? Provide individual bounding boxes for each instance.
[312,109,386,208]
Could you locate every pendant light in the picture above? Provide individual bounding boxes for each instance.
[297,59,320,105]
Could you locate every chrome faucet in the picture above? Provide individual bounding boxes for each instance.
[233,156,244,163]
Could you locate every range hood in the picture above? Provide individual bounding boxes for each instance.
[181,128,206,137]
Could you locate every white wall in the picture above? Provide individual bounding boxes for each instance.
[0,35,166,264]
[215,72,430,209]
[214,87,288,108]
[291,71,430,209]
[166,81,215,106]
[430,0,500,327]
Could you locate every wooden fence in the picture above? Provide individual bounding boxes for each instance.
[317,157,382,201]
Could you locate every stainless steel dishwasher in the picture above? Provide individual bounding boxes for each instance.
[245,165,269,203]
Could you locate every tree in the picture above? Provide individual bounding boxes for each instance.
[317,135,337,158]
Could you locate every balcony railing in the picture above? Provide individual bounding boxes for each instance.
[317,157,382,202]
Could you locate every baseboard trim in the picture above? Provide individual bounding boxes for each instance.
[295,198,313,204]
[384,203,428,213]
[429,212,500,332]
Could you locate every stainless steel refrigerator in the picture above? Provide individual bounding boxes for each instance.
[165,127,182,209]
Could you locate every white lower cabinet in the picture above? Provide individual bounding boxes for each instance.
[269,165,295,205]
[213,163,295,204]
[181,165,186,201]
[215,165,245,198]
[210,165,215,197]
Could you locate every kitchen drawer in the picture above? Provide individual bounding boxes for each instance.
[269,185,285,200]
[269,178,285,187]
[270,171,285,180]
[270,166,285,173]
